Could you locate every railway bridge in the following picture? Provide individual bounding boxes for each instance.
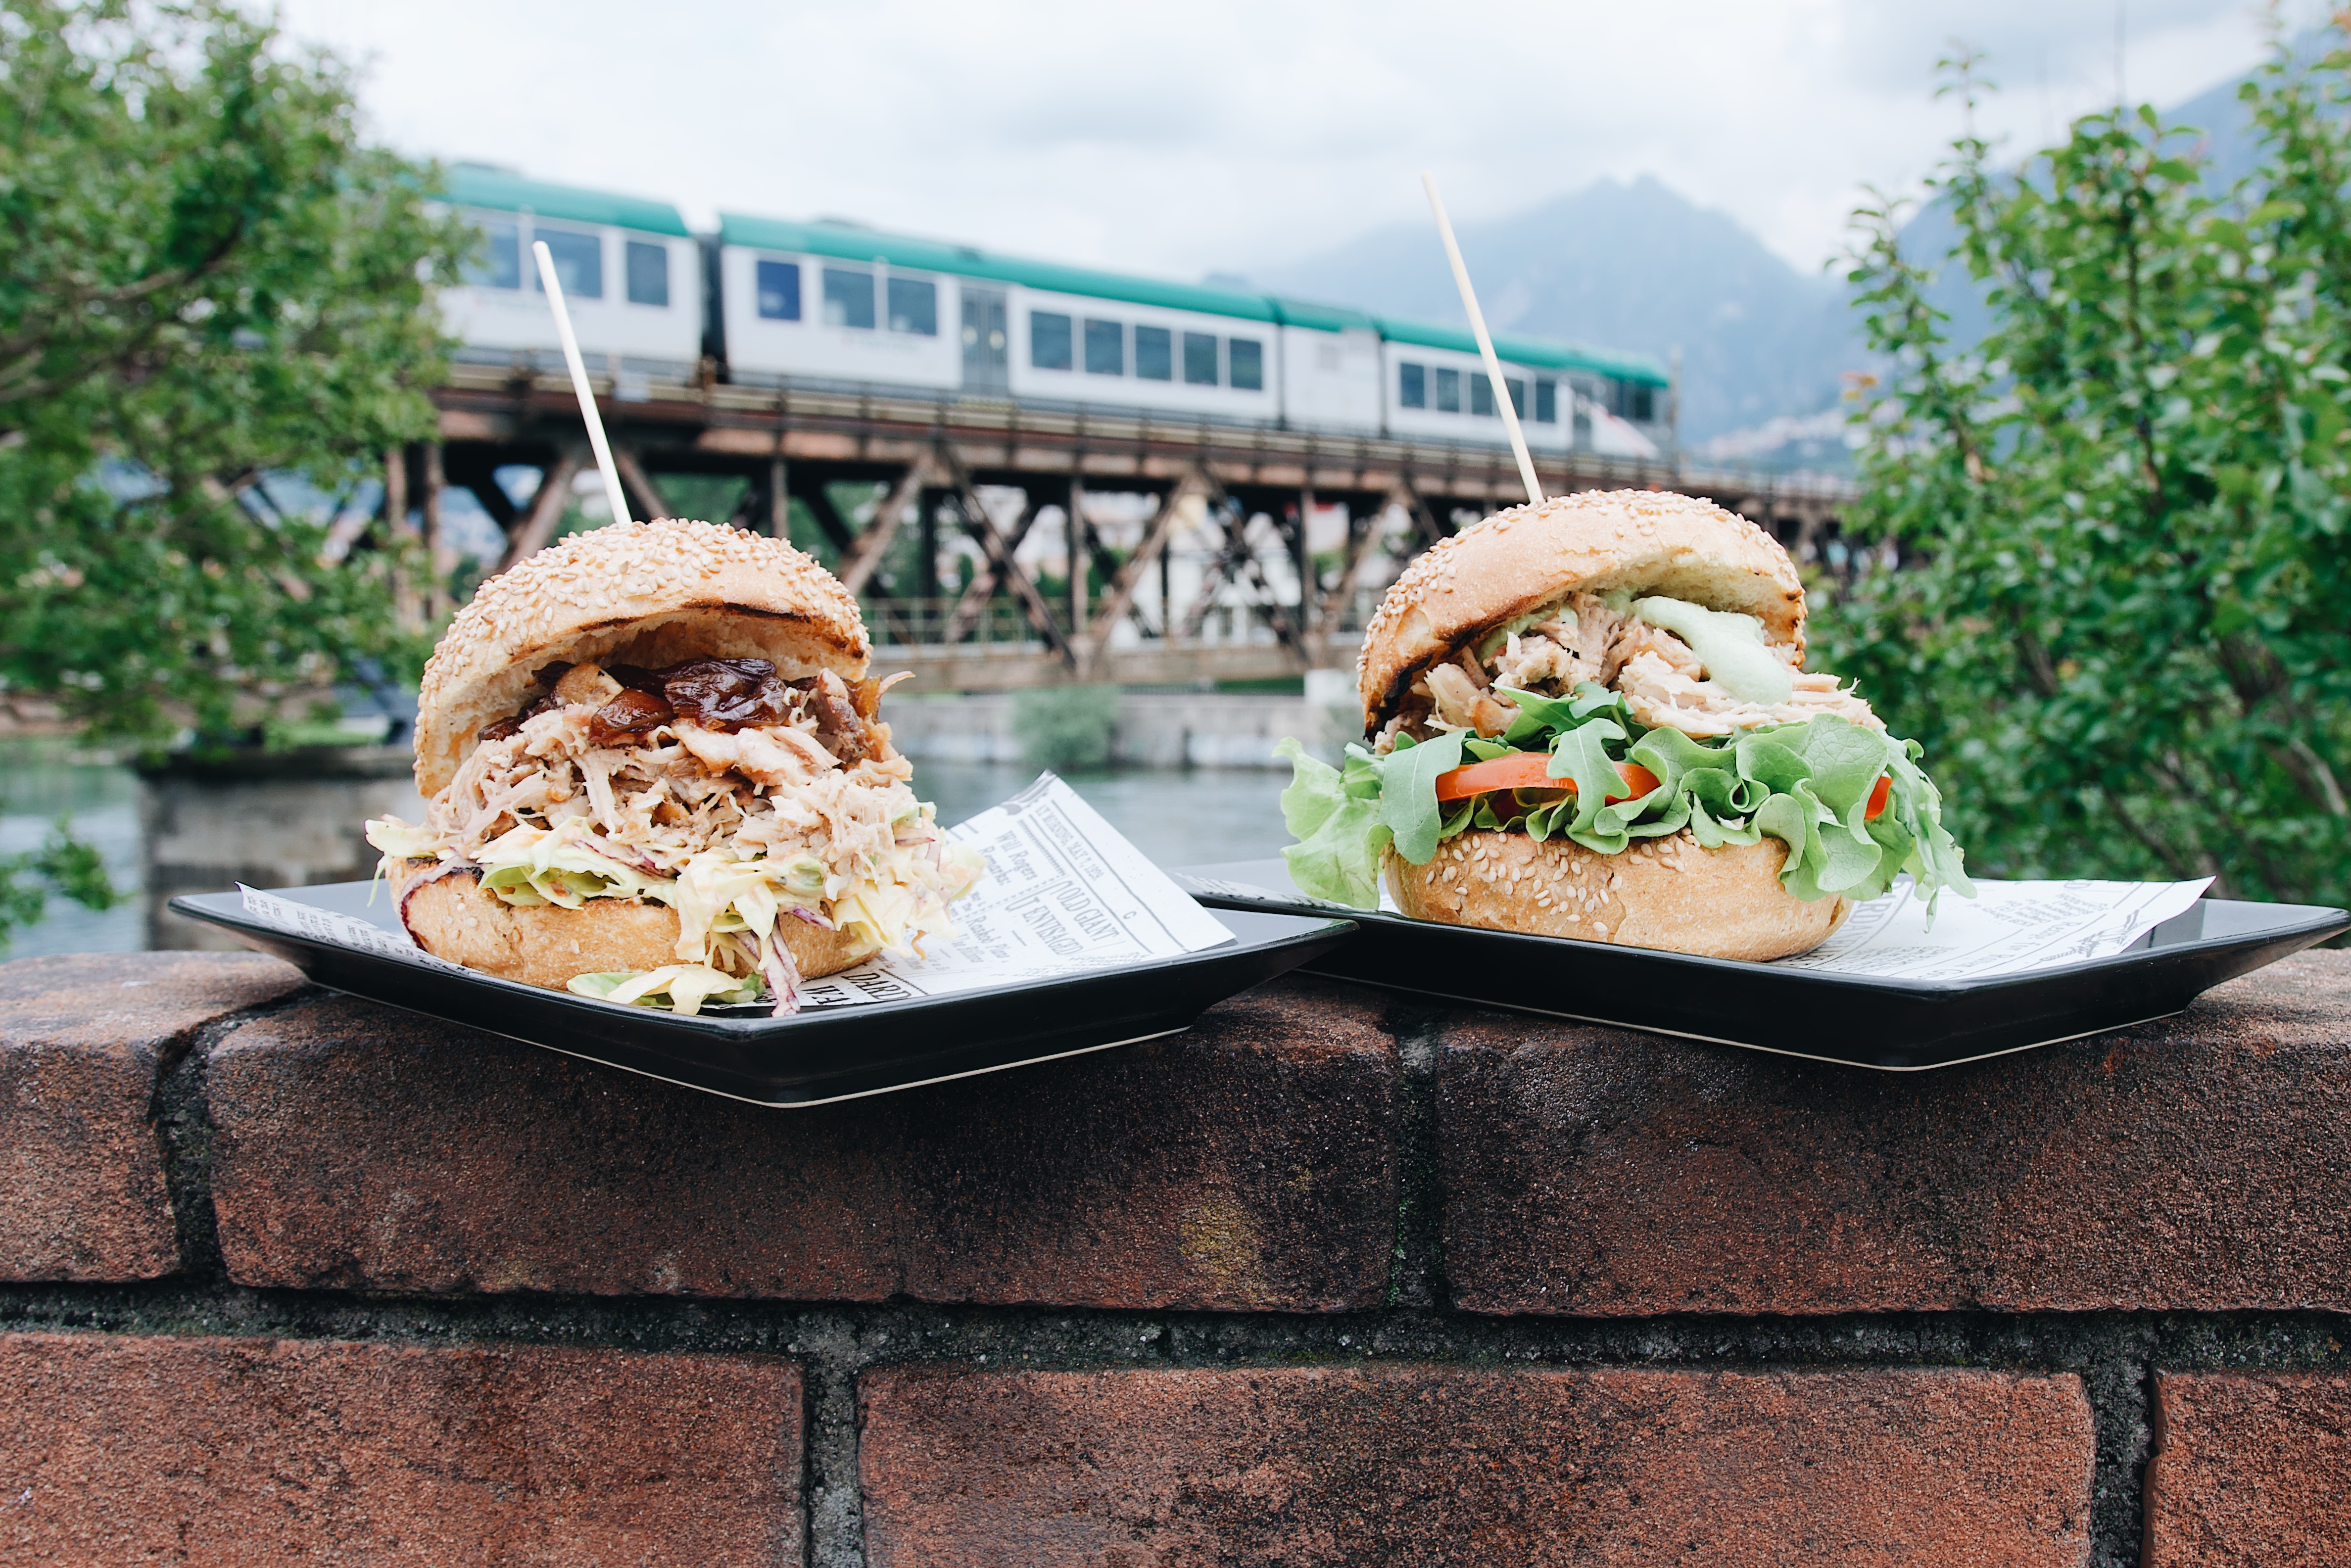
[420,364,1857,692]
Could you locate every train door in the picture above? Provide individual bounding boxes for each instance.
[961,287,1009,393]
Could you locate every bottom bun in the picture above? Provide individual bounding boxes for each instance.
[389,859,879,992]
[1385,829,1849,961]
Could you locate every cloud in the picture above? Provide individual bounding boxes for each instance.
[270,0,2291,277]
[1836,0,2251,88]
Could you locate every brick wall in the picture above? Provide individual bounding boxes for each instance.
[3,947,2348,1566]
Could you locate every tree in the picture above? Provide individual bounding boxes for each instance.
[0,0,471,745]
[1823,31,2351,909]
[0,822,117,950]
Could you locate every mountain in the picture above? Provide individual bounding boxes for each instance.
[1252,176,1860,445]
[1247,42,2314,461]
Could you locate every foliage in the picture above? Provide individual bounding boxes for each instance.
[1015,683,1121,773]
[1823,32,2351,907]
[0,0,473,745]
[0,817,119,950]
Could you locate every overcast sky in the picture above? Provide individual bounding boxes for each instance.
[277,0,2311,284]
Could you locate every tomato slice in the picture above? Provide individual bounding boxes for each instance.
[1866,774,1892,822]
[1434,754,1662,805]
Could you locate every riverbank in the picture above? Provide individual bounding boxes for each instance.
[886,690,1356,769]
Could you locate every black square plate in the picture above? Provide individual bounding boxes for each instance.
[1174,859,2346,1071]
[172,882,1354,1105]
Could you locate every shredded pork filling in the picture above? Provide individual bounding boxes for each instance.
[372,659,976,998]
[1394,589,1881,747]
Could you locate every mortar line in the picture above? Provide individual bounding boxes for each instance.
[2069,1329,2157,1568]
[2131,1349,2166,1568]
[1383,999,1451,1313]
[4,1281,2347,1376]
[146,992,317,1284]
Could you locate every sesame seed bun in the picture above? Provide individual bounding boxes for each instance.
[1356,489,1806,735]
[412,518,871,797]
[1386,829,1849,962]
[391,860,879,993]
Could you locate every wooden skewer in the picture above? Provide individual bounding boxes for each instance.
[1421,173,1546,508]
[532,239,634,528]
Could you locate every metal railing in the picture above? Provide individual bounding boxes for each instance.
[863,595,1354,656]
[440,363,1856,508]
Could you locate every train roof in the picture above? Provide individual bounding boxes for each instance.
[720,213,1281,324]
[442,164,691,238]
[1373,317,1670,387]
[718,212,1668,386]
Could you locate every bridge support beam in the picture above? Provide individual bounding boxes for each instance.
[428,370,1851,693]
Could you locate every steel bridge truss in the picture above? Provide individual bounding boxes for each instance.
[407,365,1855,691]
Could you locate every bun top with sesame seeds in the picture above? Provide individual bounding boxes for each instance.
[411,518,870,796]
[1354,489,1808,734]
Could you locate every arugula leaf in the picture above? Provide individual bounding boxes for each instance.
[1544,714,1630,834]
[1380,730,1466,864]
[1496,686,1585,747]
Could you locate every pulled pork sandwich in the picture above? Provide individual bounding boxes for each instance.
[366,518,982,1014]
[1278,489,1970,961]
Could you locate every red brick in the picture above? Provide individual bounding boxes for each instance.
[1440,950,2351,1314]
[0,1330,800,1566]
[859,1363,2094,1567]
[207,976,1394,1309]
[0,951,302,1281]
[2146,1371,2351,1566]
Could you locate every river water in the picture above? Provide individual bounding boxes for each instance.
[0,742,1294,959]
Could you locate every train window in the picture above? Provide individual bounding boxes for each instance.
[1228,337,1263,391]
[1182,332,1218,385]
[1471,375,1494,417]
[533,228,602,299]
[1505,377,1527,418]
[888,277,937,336]
[465,219,521,290]
[1534,378,1557,423]
[823,267,875,330]
[1031,311,1073,370]
[625,240,669,307]
[756,259,802,321]
[1084,318,1123,375]
[1435,367,1460,413]
[1135,325,1172,380]
[1398,363,1426,408]
[1632,384,1656,422]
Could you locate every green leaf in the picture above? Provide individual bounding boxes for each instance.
[1544,714,1630,835]
[1276,737,1391,907]
[1275,712,1973,913]
[1380,730,1466,864]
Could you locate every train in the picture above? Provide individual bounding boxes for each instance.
[436,164,1671,460]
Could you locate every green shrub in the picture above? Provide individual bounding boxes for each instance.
[1014,684,1121,773]
[1827,36,2351,907]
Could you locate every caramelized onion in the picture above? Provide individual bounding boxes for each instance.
[662,658,794,730]
[588,687,675,748]
[480,654,885,754]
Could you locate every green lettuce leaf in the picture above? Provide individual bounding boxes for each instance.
[1274,700,1973,914]
[1276,738,1390,907]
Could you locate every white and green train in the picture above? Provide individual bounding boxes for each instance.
[438,164,1670,460]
